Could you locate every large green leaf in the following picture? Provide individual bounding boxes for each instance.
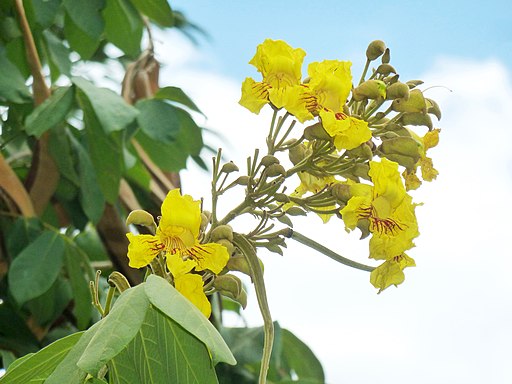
[5,217,43,258]
[0,302,39,356]
[25,86,75,137]
[48,128,80,186]
[281,329,324,382]
[77,285,150,375]
[64,243,93,330]
[26,277,72,326]
[43,30,72,82]
[63,11,101,59]
[73,77,139,133]
[0,332,82,384]
[25,0,62,28]
[155,86,204,116]
[103,0,143,57]
[0,48,31,103]
[63,0,105,40]
[135,99,181,143]
[144,275,236,366]
[129,0,174,27]
[109,306,219,384]
[8,231,65,305]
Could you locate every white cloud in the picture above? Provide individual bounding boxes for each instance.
[158,35,512,384]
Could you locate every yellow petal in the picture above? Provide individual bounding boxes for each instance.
[419,156,439,181]
[166,252,197,278]
[160,189,201,240]
[423,129,440,151]
[320,111,371,150]
[174,274,211,318]
[370,255,415,293]
[239,77,269,114]
[308,60,352,111]
[126,233,162,268]
[189,242,229,274]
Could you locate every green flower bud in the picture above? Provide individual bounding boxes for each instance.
[406,80,424,89]
[386,82,410,100]
[379,137,421,169]
[200,211,211,232]
[352,80,386,101]
[391,89,426,113]
[330,183,351,203]
[216,238,235,256]
[221,161,239,174]
[211,224,234,242]
[226,255,251,276]
[286,206,307,216]
[376,64,396,76]
[265,164,286,177]
[288,143,309,165]
[273,193,290,203]
[366,40,386,61]
[214,274,246,308]
[400,112,433,130]
[303,122,332,140]
[126,209,156,228]
[426,98,442,120]
[261,155,280,167]
[236,176,250,185]
[381,48,391,64]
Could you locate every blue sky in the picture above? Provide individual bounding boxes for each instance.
[156,2,512,383]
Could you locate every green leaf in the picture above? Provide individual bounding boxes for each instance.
[109,306,219,384]
[25,0,62,28]
[0,302,39,356]
[63,0,105,40]
[135,99,181,143]
[73,77,139,133]
[64,244,92,330]
[26,277,73,326]
[48,128,80,185]
[43,30,72,81]
[144,275,236,365]
[8,231,66,305]
[74,223,110,262]
[63,12,101,59]
[0,332,82,384]
[129,0,174,27]
[0,48,31,103]
[155,86,204,116]
[103,0,143,57]
[77,285,150,375]
[281,329,324,382]
[0,350,16,370]
[25,86,74,137]
[5,217,43,258]
[5,37,30,79]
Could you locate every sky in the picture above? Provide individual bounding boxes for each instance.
[154,2,512,383]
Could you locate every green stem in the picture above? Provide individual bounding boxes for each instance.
[281,229,375,272]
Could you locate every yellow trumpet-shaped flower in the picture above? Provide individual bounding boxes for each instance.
[340,158,419,260]
[239,39,306,113]
[370,254,416,293]
[126,189,229,317]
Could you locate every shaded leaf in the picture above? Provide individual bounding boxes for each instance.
[135,99,181,143]
[25,86,74,137]
[103,0,143,57]
[63,12,101,60]
[130,0,174,27]
[281,329,324,382]
[0,48,31,103]
[25,0,62,28]
[63,0,105,40]
[0,302,39,356]
[0,332,82,383]
[48,128,80,185]
[5,217,43,258]
[8,231,65,305]
[26,277,72,326]
[43,30,72,81]
[155,86,204,116]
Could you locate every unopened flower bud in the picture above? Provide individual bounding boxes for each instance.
[288,143,309,165]
[376,64,396,76]
[406,80,424,89]
[386,82,410,100]
[214,274,246,308]
[330,183,351,203]
[126,209,156,228]
[221,161,239,174]
[261,155,280,167]
[226,255,251,276]
[265,163,286,177]
[366,40,386,61]
[211,224,234,242]
[236,176,250,185]
[200,211,211,231]
[381,48,391,64]
[286,206,307,216]
[352,80,386,101]
[425,98,442,120]
[303,122,331,140]
[391,89,426,113]
[273,193,290,203]
[216,238,235,256]
[379,137,421,169]
[400,112,433,130]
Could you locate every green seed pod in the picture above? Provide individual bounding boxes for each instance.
[352,80,386,101]
[211,224,234,242]
[386,82,410,100]
[261,155,280,167]
[304,122,332,140]
[366,40,386,61]
[400,112,433,130]
[221,161,239,174]
[376,64,396,76]
[235,176,250,185]
[126,209,156,228]
[381,48,391,64]
[391,89,426,113]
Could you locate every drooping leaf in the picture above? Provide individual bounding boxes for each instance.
[48,128,80,186]
[64,243,92,330]
[109,306,219,384]
[26,277,72,326]
[103,0,143,57]
[155,86,204,116]
[144,275,236,366]
[25,0,62,28]
[63,12,101,60]
[0,332,82,384]
[129,0,174,27]
[43,30,72,81]
[73,77,139,133]
[25,86,74,137]
[281,329,325,382]
[135,99,181,143]
[0,48,31,103]
[8,231,66,305]
[63,0,105,40]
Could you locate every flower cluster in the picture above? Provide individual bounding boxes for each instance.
[239,39,441,292]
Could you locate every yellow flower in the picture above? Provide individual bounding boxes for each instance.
[340,158,419,260]
[404,128,440,190]
[239,39,305,113]
[319,110,372,150]
[174,274,212,317]
[126,189,229,316]
[370,254,416,293]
